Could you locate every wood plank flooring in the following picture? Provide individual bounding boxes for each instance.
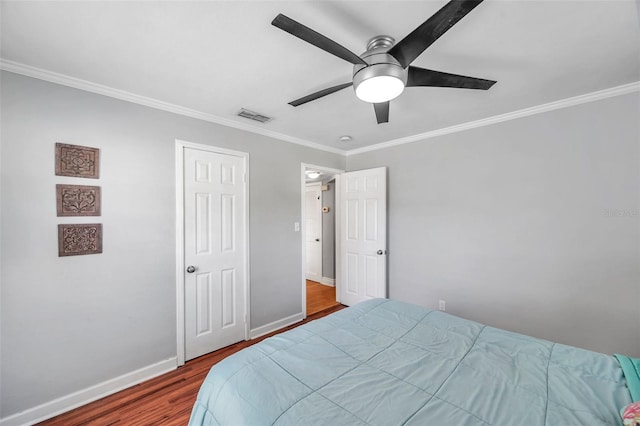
[306,280,339,315]
[37,304,345,426]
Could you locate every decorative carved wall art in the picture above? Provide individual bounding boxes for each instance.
[58,224,103,256]
[56,184,101,216]
[55,143,103,256]
[55,143,100,179]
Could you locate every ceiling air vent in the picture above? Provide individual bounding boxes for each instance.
[237,108,272,123]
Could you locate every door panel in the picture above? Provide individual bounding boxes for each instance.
[195,193,211,253]
[365,255,379,298]
[221,269,236,328]
[365,199,378,241]
[184,147,246,361]
[220,194,235,251]
[339,167,387,306]
[346,199,359,240]
[305,183,322,281]
[195,273,212,336]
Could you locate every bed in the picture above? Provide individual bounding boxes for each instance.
[189,298,634,425]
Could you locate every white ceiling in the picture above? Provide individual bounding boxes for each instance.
[1,1,639,152]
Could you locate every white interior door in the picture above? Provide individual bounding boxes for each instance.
[339,167,387,306]
[305,183,322,282]
[183,146,247,361]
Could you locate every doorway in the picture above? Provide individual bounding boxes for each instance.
[301,164,343,317]
[302,165,389,315]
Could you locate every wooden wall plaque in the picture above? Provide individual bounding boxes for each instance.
[56,184,101,216]
[58,224,103,256]
[55,143,100,179]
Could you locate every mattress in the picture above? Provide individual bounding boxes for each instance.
[189,298,632,425]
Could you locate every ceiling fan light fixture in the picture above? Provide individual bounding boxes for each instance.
[355,75,405,103]
[353,60,407,104]
[275,2,496,124]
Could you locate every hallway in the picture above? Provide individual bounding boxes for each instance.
[306,280,339,315]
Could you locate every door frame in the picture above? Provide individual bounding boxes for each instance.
[300,163,344,318]
[175,139,250,366]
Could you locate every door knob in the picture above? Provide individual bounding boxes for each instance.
[315,238,320,242]
[377,250,384,255]
[186,265,196,273]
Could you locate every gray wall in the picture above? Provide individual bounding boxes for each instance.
[348,92,640,357]
[2,69,638,419]
[0,71,344,416]
[321,180,335,280]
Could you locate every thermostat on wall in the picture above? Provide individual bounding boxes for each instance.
[322,206,330,213]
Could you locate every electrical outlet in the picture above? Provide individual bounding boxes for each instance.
[438,300,446,311]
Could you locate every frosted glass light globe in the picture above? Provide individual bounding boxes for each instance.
[355,75,405,103]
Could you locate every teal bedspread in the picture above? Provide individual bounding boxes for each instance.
[189,299,631,425]
[616,354,640,402]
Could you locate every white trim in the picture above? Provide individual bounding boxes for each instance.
[0,59,343,155]
[319,277,336,287]
[175,142,186,366]
[334,174,343,305]
[175,140,250,366]
[301,165,307,318]
[244,156,252,344]
[346,81,640,155]
[249,312,304,339]
[3,59,636,158]
[175,139,251,158]
[0,358,177,426]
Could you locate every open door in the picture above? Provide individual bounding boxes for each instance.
[305,182,322,282]
[338,167,387,306]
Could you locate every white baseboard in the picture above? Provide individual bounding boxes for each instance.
[0,357,177,426]
[319,277,335,287]
[250,312,304,339]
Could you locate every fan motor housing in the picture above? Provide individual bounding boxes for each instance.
[352,36,408,101]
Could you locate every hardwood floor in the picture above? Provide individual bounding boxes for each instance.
[37,304,345,426]
[306,280,339,315]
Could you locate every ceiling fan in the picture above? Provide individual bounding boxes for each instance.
[272,0,496,124]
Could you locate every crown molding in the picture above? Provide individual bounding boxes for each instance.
[0,59,345,155]
[2,59,637,158]
[345,81,640,156]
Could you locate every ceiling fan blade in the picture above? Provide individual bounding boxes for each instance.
[407,66,496,90]
[387,0,484,68]
[289,82,353,107]
[272,14,367,66]
[373,102,390,124]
